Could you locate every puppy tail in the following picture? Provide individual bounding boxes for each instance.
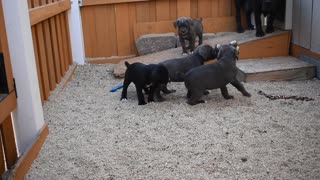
[124,61,130,68]
[175,71,185,81]
[199,17,203,22]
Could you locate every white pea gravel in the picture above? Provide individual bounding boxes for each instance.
[26,64,320,180]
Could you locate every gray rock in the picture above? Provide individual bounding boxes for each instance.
[176,33,217,47]
[135,33,177,55]
[203,33,216,41]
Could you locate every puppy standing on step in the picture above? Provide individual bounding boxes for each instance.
[183,41,251,105]
[235,0,254,33]
[120,62,169,105]
[159,44,219,93]
[174,17,203,54]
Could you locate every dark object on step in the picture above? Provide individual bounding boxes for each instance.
[0,53,9,94]
[258,90,314,101]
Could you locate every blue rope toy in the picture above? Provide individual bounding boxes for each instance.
[109,83,123,92]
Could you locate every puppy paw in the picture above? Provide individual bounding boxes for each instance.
[163,89,176,94]
[224,95,234,100]
[248,24,254,30]
[256,30,265,37]
[138,101,147,105]
[243,92,251,97]
[237,26,245,33]
[266,26,274,34]
[120,98,128,102]
[157,97,165,102]
[203,90,210,95]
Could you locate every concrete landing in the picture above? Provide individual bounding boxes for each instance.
[237,56,316,82]
[114,30,290,78]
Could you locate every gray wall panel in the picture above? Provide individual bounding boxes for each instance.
[311,0,320,53]
[292,0,301,45]
[299,0,313,49]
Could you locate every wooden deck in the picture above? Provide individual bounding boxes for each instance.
[113,30,291,78]
[237,56,316,82]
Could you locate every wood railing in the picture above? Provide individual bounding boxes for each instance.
[80,0,238,61]
[28,0,73,102]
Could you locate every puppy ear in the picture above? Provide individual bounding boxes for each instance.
[186,18,193,26]
[229,40,238,48]
[215,44,222,50]
[173,19,179,29]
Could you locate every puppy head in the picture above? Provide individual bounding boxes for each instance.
[217,44,239,61]
[173,17,193,36]
[193,44,217,61]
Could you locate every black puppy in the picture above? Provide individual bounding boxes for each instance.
[252,0,281,37]
[183,41,251,105]
[174,17,203,54]
[235,0,254,33]
[160,44,219,93]
[120,62,169,105]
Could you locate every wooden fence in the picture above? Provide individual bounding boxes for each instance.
[28,0,73,102]
[80,0,238,60]
[0,0,18,177]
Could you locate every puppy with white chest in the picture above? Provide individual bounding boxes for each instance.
[120,62,169,105]
[159,44,219,93]
[174,17,203,54]
[183,41,251,105]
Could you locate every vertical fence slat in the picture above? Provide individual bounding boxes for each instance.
[94,5,117,57]
[40,0,56,90]
[1,115,18,168]
[128,3,137,54]
[177,0,191,17]
[156,0,171,21]
[218,0,232,17]
[115,3,131,56]
[211,0,219,17]
[31,27,44,103]
[81,6,96,58]
[49,16,62,83]
[169,0,177,20]
[35,23,50,100]
[43,19,56,90]
[0,134,5,175]
[198,0,211,18]
[63,12,73,65]
[55,14,66,76]
[59,13,70,72]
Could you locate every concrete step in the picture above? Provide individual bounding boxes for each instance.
[114,30,291,78]
[237,56,316,82]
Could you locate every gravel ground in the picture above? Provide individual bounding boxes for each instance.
[26,64,320,180]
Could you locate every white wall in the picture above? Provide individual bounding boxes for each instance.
[2,0,45,155]
[68,0,85,64]
[292,0,320,54]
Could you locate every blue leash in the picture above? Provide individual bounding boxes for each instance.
[109,83,123,92]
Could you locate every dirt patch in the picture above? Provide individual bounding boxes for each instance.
[26,64,320,179]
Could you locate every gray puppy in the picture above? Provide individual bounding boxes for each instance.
[183,41,251,105]
[174,17,203,54]
[159,44,219,94]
